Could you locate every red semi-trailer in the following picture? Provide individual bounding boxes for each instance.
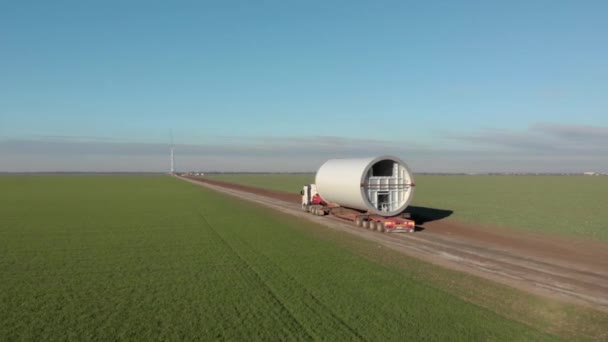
[301,155,417,233]
[301,184,416,233]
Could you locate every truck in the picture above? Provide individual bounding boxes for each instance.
[301,155,417,233]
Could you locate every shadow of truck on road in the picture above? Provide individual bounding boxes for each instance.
[404,206,454,231]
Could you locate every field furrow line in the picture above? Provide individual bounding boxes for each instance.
[230,235,368,341]
[196,212,316,341]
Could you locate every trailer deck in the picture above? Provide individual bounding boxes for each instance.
[307,204,416,233]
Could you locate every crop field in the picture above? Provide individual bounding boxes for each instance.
[205,174,608,241]
[6,176,608,340]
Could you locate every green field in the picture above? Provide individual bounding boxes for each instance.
[206,174,608,241]
[2,176,607,340]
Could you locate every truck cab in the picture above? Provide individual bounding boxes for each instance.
[301,184,321,211]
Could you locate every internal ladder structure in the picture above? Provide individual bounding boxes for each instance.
[364,160,412,212]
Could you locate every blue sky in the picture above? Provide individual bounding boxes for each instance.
[1,1,607,172]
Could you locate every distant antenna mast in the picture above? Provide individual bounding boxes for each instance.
[170,130,175,174]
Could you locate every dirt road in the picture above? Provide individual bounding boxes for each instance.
[180,176,608,312]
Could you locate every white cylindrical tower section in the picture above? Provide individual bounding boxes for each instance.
[315,155,415,217]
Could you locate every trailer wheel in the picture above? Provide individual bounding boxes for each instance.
[311,207,317,215]
[363,219,370,229]
[369,221,377,231]
[317,209,325,216]
[355,217,363,227]
[377,222,386,233]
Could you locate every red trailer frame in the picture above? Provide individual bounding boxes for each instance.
[307,204,416,233]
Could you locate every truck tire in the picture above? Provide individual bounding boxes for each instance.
[317,209,324,216]
[311,207,318,215]
[355,217,363,227]
[377,222,386,233]
[363,219,370,229]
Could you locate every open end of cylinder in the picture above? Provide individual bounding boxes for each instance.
[363,158,413,214]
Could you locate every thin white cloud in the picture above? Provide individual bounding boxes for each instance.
[31,135,123,142]
[446,123,608,155]
[0,137,412,158]
[1,124,607,172]
[531,123,608,144]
